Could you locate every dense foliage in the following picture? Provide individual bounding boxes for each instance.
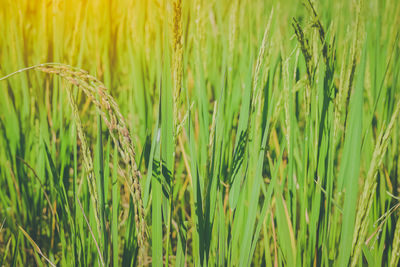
[0,0,399,266]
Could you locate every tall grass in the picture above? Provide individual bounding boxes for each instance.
[0,0,400,266]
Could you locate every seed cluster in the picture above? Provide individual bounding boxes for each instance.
[37,63,147,264]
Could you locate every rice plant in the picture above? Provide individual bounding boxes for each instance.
[0,0,399,266]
